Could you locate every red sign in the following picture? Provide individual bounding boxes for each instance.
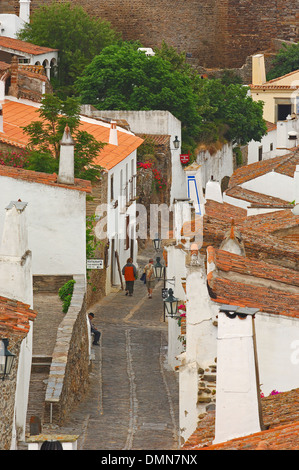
[180,152,190,164]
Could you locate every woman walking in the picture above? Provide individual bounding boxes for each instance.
[122,257,138,296]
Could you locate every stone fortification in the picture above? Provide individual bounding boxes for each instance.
[2,0,298,69]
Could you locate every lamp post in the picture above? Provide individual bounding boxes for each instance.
[153,257,165,281]
[164,288,179,318]
[152,234,162,251]
[0,339,15,380]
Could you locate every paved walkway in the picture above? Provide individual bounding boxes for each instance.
[25,248,180,451]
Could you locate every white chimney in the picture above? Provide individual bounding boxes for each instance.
[173,199,192,241]
[205,176,223,203]
[0,200,33,306]
[19,0,31,24]
[109,121,118,145]
[57,125,75,185]
[0,200,28,257]
[213,305,264,444]
[252,54,266,86]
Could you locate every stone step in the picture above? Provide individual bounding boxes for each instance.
[31,355,52,373]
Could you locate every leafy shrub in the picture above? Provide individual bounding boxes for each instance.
[58,279,76,313]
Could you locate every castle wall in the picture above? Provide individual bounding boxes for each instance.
[2,0,298,69]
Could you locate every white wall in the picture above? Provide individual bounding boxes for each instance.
[0,202,33,447]
[165,245,187,370]
[248,119,299,164]
[0,14,25,39]
[256,312,299,396]
[0,177,87,276]
[241,171,295,202]
[107,151,137,286]
[179,264,218,443]
[248,129,277,164]
[82,109,186,204]
[197,143,234,189]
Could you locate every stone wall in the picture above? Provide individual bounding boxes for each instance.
[44,275,90,426]
[0,339,21,450]
[5,0,298,69]
[86,175,109,307]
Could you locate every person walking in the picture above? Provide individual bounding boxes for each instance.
[144,258,155,299]
[122,257,138,296]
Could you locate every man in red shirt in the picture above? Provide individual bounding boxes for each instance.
[122,257,138,296]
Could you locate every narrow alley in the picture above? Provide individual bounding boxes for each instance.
[25,249,180,451]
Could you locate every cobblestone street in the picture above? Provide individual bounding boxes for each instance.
[25,249,180,451]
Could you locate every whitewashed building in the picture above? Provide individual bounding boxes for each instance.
[0,199,37,449]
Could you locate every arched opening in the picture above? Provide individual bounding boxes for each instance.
[50,58,58,79]
[221,176,230,193]
[42,59,50,79]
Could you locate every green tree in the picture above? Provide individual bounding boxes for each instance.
[76,41,266,155]
[75,42,203,139]
[17,1,121,97]
[23,94,104,181]
[267,42,299,80]
[197,79,267,145]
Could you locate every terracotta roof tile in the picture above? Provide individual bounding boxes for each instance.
[0,296,37,341]
[0,36,58,55]
[136,134,171,146]
[238,209,299,235]
[207,246,299,316]
[225,185,290,206]
[210,247,299,288]
[183,387,299,450]
[0,99,143,171]
[0,165,92,193]
[228,150,299,188]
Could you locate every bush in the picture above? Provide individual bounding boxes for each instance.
[58,279,76,313]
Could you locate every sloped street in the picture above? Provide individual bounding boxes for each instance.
[26,249,180,451]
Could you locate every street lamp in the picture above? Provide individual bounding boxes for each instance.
[0,339,15,380]
[173,136,180,150]
[152,234,162,251]
[164,288,179,318]
[153,257,165,281]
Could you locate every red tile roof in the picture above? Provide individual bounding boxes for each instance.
[0,165,92,193]
[136,134,171,146]
[183,388,299,450]
[207,246,299,317]
[225,185,290,207]
[0,36,58,55]
[0,296,37,340]
[239,208,299,235]
[228,150,299,188]
[210,246,299,288]
[0,99,143,170]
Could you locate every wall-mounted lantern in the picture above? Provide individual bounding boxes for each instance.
[0,339,15,380]
[164,288,179,318]
[173,136,180,150]
[153,257,165,281]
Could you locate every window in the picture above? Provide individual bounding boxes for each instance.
[275,98,292,122]
[258,146,263,161]
[110,174,114,201]
[125,215,130,250]
[277,104,292,121]
[270,143,273,151]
